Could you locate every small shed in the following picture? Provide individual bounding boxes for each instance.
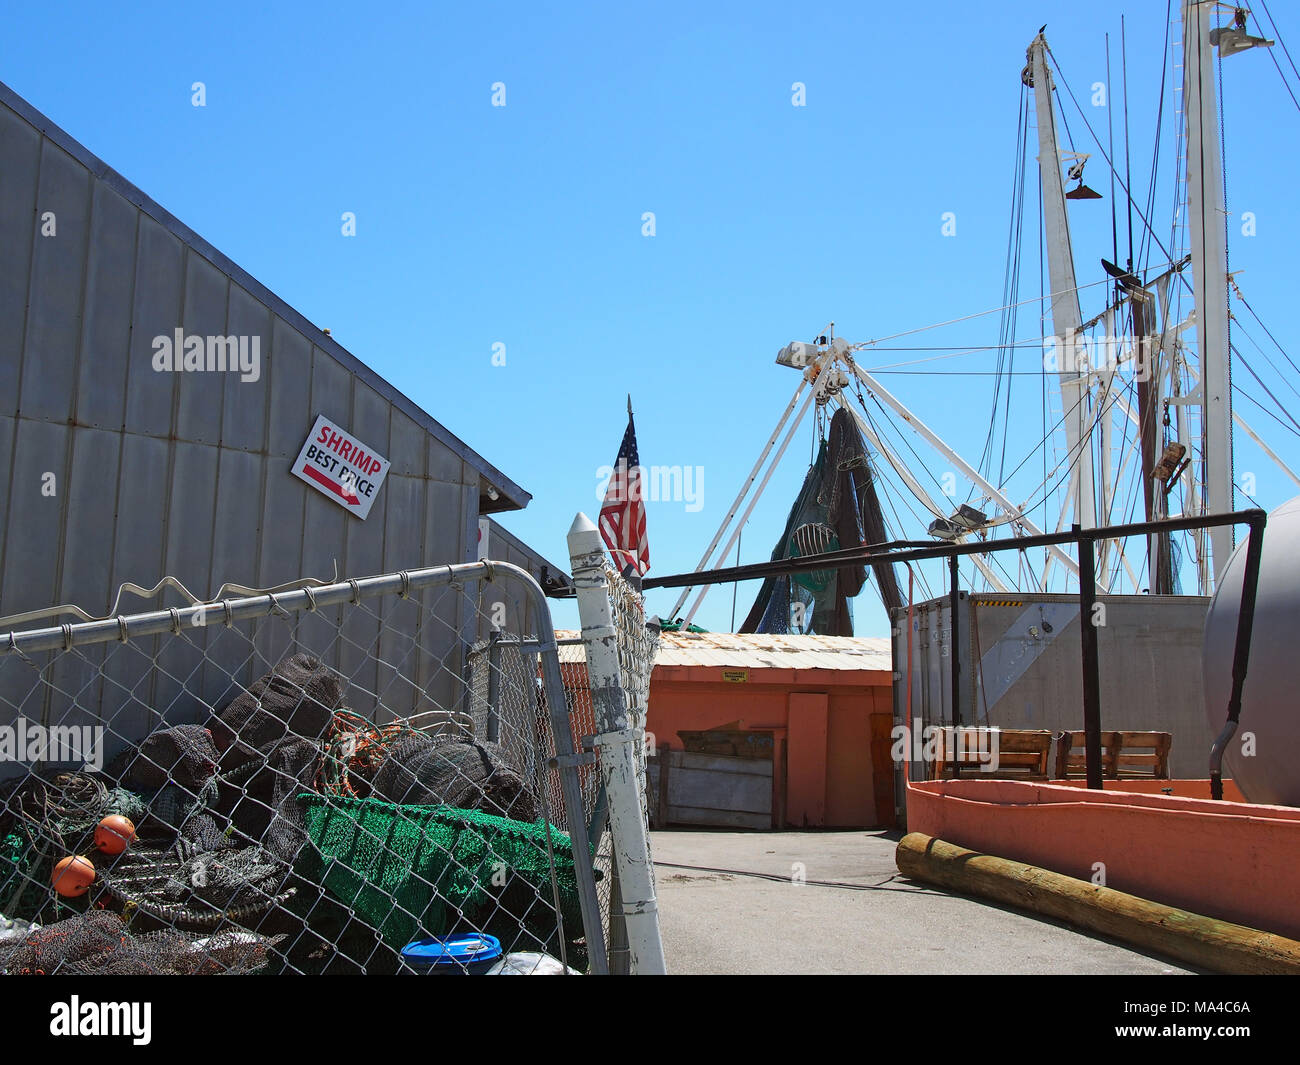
[559,631,895,829]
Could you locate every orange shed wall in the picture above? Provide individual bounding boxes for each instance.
[647,667,894,828]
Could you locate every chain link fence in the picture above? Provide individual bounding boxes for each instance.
[0,561,607,975]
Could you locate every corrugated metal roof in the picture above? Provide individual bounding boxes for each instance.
[555,631,892,671]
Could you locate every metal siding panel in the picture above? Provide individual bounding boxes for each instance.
[428,436,465,484]
[424,480,468,565]
[0,652,49,780]
[351,380,390,456]
[257,456,306,588]
[20,139,90,422]
[250,614,296,699]
[176,253,228,444]
[60,426,122,614]
[296,489,347,674]
[222,285,270,450]
[419,481,472,712]
[389,409,426,477]
[111,432,171,591]
[0,104,41,417]
[153,442,218,718]
[251,453,306,681]
[1,418,69,618]
[162,442,218,594]
[44,645,107,770]
[101,431,171,737]
[375,474,424,717]
[46,427,123,750]
[299,345,356,670]
[125,215,182,437]
[0,416,13,602]
[75,182,136,429]
[202,445,264,705]
[382,474,423,573]
[310,345,352,428]
[339,493,386,706]
[267,317,312,457]
[209,446,263,591]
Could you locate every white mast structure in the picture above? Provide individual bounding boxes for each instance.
[1027,33,1097,542]
[1181,0,1273,581]
[1185,0,1235,581]
[666,9,1284,625]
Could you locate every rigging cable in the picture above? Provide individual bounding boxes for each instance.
[1255,1,1300,114]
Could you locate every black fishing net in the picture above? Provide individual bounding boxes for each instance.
[96,843,296,930]
[106,723,219,792]
[0,909,281,975]
[209,653,341,773]
[371,735,538,822]
[742,407,901,634]
[1,645,578,974]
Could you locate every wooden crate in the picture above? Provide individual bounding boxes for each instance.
[676,728,775,760]
[931,727,1054,780]
[647,749,774,830]
[1054,730,1172,780]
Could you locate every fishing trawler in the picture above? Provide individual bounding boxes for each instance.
[646,2,1300,955]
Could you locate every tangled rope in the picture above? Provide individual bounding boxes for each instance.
[0,772,146,853]
[0,772,148,918]
[315,709,422,799]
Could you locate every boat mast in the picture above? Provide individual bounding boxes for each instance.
[1182,0,1234,583]
[1027,34,1097,547]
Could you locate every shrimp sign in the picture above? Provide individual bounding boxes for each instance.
[291,414,390,519]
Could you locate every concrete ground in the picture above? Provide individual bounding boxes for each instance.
[650,829,1195,975]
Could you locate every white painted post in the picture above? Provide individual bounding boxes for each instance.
[567,512,667,975]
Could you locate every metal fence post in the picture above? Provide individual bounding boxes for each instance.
[1076,524,1104,790]
[486,629,501,744]
[567,512,667,975]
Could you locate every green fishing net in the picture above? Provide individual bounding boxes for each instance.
[295,795,586,959]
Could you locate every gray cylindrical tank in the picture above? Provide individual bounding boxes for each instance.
[1203,495,1300,806]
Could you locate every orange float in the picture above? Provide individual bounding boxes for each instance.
[94,814,136,855]
[51,855,95,897]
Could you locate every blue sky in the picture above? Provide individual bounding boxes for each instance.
[4,1,1298,634]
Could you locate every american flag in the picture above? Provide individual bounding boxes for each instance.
[599,400,650,576]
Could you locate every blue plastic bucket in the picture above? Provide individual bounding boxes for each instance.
[402,933,503,974]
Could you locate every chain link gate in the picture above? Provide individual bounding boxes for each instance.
[0,560,609,975]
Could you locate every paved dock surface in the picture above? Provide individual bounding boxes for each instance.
[650,829,1194,975]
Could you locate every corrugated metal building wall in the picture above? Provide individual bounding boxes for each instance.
[0,80,565,758]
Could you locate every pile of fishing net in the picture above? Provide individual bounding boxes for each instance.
[1,650,576,972]
[0,771,148,923]
[297,795,585,967]
[742,406,901,635]
[0,909,281,975]
[370,734,539,821]
[95,843,296,930]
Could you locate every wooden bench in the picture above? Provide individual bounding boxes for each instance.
[932,727,1053,781]
[1054,730,1172,780]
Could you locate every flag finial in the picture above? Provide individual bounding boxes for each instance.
[627,393,633,417]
